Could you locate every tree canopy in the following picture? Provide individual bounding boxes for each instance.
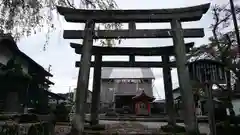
[189,4,240,84]
[188,3,240,116]
[0,0,121,46]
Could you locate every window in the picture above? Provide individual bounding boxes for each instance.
[115,79,141,83]
[139,102,146,108]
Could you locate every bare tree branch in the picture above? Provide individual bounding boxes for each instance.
[65,0,76,9]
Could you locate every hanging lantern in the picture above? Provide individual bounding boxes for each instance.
[188,59,226,84]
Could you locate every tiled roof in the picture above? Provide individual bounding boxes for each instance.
[101,67,155,79]
[0,34,52,77]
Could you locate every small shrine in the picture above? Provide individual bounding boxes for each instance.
[132,91,155,116]
[188,59,226,84]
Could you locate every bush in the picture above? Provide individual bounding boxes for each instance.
[161,124,186,133]
[0,114,13,121]
[84,124,105,130]
[216,124,240,135]
[105,109,118,117]
[17,114,39,123]
[54,103,69,122]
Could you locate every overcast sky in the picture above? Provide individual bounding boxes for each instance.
[17,0,234,99]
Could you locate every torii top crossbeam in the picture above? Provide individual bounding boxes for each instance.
[57,3,210,23]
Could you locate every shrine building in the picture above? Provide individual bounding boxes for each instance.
[100,67,155,114]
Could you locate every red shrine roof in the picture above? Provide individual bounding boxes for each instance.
[132,91,155,102]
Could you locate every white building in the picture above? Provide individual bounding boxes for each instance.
[100,67,155,111]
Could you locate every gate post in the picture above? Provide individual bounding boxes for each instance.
[162,55,176,127]
[171,19,199,134]
[74,20,95,135]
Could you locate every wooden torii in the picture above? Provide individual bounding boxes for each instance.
[57,3,210,134]
[71,42,193,125]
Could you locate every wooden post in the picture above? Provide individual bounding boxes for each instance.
[90,54,102,125]
[162,55,176,126]
[129,22,136,30]
[170,19,199,134]
[74,20,95,135]
[129,55,135,65]
[205,83,217,135]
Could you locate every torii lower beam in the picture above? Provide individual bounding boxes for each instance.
[75,61,176,68]
[70,42,194,56]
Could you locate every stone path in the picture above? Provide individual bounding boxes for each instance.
[103,121,162,134]
[99,120,210,135]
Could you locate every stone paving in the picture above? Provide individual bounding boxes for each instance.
[103,121,163,134]
[55,120,209,134]
[85,114,209,123]
[99,120,210,135]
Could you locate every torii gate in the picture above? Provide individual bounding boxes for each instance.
[71,42,194,124]
[57,3,210,135]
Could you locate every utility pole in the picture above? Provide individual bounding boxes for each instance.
[229,0,240,54]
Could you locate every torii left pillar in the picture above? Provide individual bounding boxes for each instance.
[74,20,95,135]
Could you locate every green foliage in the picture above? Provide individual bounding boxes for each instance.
[0,0,122,47]
[0,121,18,135]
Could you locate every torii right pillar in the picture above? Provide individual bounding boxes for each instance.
[171,19,199,135]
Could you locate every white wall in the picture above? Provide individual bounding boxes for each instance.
[232,99,240,116]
